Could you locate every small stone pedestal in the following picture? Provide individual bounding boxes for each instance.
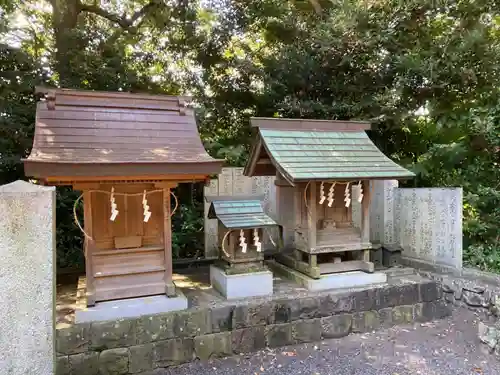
[75,291,188,323]
[210,265,273,300]
[268,260,387,292]
[383,244,403,268]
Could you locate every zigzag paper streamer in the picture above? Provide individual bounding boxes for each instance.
[319,182,326,205]
[344,182,351,207]
[327,182,336,207]
[143,190,151,222]
[110,187,119,221]
[239,229,247,253]
[253,228,262,252]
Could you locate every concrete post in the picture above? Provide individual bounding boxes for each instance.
[0,180,56,375]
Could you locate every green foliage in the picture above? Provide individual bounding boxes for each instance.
[1,0,500,271]
[169,183,204,260]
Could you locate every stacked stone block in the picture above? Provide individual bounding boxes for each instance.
[56,281,448,374]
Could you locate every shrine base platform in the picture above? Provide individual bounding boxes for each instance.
[75,289,188,323]
[267,260,387,292]
[210,265,273,300]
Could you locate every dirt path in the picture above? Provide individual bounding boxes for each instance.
[168,309,497,375]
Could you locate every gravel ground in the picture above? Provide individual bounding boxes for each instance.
[167,309,498,375]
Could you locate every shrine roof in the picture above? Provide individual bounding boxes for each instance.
[244,117,415,183]
[23,88,223,182]
[208,199,277,229]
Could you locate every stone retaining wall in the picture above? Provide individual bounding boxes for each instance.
[56,281,448,375]
[419,270,500,314]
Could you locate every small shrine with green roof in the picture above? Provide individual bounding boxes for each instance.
[244,118,414,287]
[206,197,280,299]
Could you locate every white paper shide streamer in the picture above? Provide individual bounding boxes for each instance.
[253,228,262,252]
[239,229,247,253]
[319,182,326,204]
[110,187,119,221]
[142,190,151,222]
[344,182,351,207]
[327,182,336,207]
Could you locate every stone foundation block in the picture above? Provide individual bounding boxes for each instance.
[419,281,443,302]
[154,338,194,367]
[56,323,91,355]
[210,265,273,299]
[266,323,293,348]
[90,319,136,351]
[319,294,355,316]
[352,311,380,333]
[352,288,378,312]
[392,305,414,325]
[56,356,70,375]
[194,332,232,360]
[99,348,129,375]
[231,326,266,353]
[292,319,322,343]
[69,352,99,375]
[414,301,451,322]
[174,309,211,337]
[273,300,292,323]
[321,314,352,339]
[289,297,321,320]
[136,313,175,344]
[129,343,154,373]
[211,306,234,333]
[76,294,187,324]
[232,303,274,329]
[376,283,420,309]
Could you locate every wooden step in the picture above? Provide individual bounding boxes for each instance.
[95,282,165,302]
[94,265,165,278]
[94,245,163,256]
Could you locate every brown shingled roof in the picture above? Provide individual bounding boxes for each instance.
[23,88,223,182]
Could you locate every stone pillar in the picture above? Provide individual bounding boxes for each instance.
[369,180,399,245]
[0,181,56,375]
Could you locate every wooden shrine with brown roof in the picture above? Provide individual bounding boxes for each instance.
[244,117,414,279]
[23,88,223,306]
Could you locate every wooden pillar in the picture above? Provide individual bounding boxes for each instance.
[83,190,96,307]
[163,188,175,297]
[293,184,302,249]
[309,254,317,267]
[307,181,317,251]
[361,180,372,262]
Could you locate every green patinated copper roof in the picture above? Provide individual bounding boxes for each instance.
[208,200,277,229]
[244,118,415,182]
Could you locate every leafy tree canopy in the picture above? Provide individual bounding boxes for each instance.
[0,0,499,270]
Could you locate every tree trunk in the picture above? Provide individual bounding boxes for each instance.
[51,0,80,87]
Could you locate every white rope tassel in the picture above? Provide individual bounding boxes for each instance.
[110,187,119,221]
[253,228,262,252]
[358,181,364,203]
[239,230,247,253]
[142,190,151,222]
[344,182,351,207]
[319,182,326,205]
[327,182,336,207]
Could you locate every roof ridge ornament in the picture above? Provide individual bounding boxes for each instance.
[46,89,56,110]
[178,96,190,116]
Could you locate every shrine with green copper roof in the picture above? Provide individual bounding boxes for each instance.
[243,117,415,282]
[243,117,415,184]
[207,199,277,229]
